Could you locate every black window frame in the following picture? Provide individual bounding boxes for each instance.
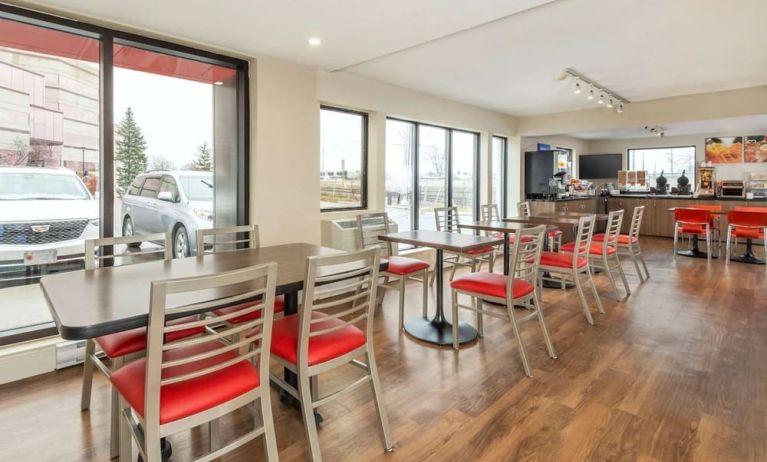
[627,145,697,190]
[0,4,250,346]
[386,117,481,232]
[319,105,369,212]
[492,135,509,217]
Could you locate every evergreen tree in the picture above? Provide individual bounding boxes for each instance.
[115,107,148,194]
[191,141,212,171]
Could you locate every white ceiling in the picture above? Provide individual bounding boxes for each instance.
[567,115,767,140]
[20,0,767,116]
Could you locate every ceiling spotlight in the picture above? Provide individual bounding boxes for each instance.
[617,103,624,113]
[574,82,582,94]
[308,37,322,47]
[606,98,614,108]
[597,92,605,105]
[560,69,629,115]
[587,87,595,100]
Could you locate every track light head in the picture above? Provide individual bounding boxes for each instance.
[587,88,595,100]
[598,92,605,105]
[617,103,624,113]
[574,82,581,94]
[606,98,614,108]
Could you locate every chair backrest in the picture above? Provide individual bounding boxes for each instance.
[507,225,546,292]
[144,262,278,427]
[434,206,460,233]
[674,207,710,225]
[480,204,501,221]
[628,206,645,240]
[569,214,597,266]
[355,212,393,257]
[84,233,171,270]
[518,201,531,218]
[601,210,625,254]
[728,210,767,228]
[735,206,767,213]
[196,225,259,255]
[299,248,380,364]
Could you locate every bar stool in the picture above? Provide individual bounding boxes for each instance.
[674,207,718,260]
[450,225,557,376]
[538,215,604,324]
[726,209,767,265]
[594,205,650,283]
[518,201,562,250]
[269,248,392,462]
[562,210,630,301]
[355,212,429,330]
[80,233,204,458]
[112,263,280,462]
[431,206,495,284]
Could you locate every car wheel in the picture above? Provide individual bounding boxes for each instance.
[122,217,141,248]
[173,225,190,258]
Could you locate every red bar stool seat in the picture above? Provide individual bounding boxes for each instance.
[270,312,366,366]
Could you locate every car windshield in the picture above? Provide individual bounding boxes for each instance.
[178,175,213,201]
[0,171,90,200]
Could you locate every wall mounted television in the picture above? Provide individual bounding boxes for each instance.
[579,153,622,179]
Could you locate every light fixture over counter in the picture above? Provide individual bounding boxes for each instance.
[559,68,628,114]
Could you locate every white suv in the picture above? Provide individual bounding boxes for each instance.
[0,167,99,280]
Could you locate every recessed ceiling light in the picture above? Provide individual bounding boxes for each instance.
[213,81,224,86]
[308,37,322,47]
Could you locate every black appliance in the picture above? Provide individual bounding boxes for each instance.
[524,150,570,197]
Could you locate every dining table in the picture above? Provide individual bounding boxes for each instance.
[377,230,503,346]
[457,220,549,275]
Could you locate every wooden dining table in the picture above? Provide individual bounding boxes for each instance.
[457,220,549,275]
[378,230,503,347]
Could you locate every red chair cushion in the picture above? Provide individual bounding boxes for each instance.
[270,312,366,367]
[678,224,708,235]
[593,233,638,245]
[382,256,429,275]
[450,272,534,300]
[110,340,260,425]
[464,246,495,255]
[539,251,588,269]
[95,316,204,359]
[560,242,617,256]
[213,295,285,324]
[730,228,765,239]
[547,229,563,238]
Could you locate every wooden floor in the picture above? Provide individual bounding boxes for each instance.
[1,237,765,462]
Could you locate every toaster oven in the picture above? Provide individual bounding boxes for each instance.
[718,180,745,198]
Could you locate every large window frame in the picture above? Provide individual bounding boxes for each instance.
[627,145,696,190]
[319,105,368,212]
[0,4,250,346]
[386,117,480,232]
[492,135,508,217]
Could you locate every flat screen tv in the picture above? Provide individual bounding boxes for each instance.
[579,154,622,179]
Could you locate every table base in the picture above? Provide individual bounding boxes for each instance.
[730,254,765,264]
[676,249,718,259]
[404,317,478,346]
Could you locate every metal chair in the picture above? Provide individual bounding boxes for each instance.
[538,215,604,325]
[112,263,280,462]
[518,201,562,250]
[726,209,767,265]
[450,225,557,376]
[594,205,650,283]
[355,212,429,329]
[432,206,495,284]
[269,248,392,462]
[674,207,717,261]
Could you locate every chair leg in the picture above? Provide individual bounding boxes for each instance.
[573,272,595,325]
[532,291,557,359]
[449,259,458,281]
[629,246,644,283]
[209,419,220,452]
[260,386,279,462]
[602,255,620,300]
[615,254,631,297]
[366,350,394,452]
[673,226,679,260]
[81,339,96,411]
[398,277,406,331]
[506,304,532,377]
[451,290,460,350]
[298,373,323,462]
[117,397,132,462]
[587,267,605,314]
[488,252,495,273]
[110,356,123,459]
[475,297,483,337]
[421,269,429,318]
[726,227,732,264]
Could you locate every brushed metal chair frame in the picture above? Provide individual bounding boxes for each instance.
[589,210,631,300]
[81,232,172,458]
[269,248,392,462]
[538,215,603,325]
[196,224,259,255]
[451,225,557,376]
[355,212,428,330]
[619,206,650,282]
[117,263,280,462]
[519,201,562,251]
[673,209,717,261]
[431,206,495,285]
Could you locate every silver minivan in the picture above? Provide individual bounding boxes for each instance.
[120,171,213,258]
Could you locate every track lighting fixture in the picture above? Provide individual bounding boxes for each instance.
[559,68,628,114]
[644,125,665,137]
[574,82,581,94]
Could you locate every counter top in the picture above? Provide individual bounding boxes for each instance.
[527,196,599,202]
[605,194,767,202]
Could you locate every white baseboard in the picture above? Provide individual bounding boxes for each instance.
[0,336,60,385]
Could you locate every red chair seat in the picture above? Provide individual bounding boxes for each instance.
[730,228,765,239]
[560,242,617,256]
[382,256,429,276]
[96,316,204,358]
[213,295,285,324]
[464,246,495,255]
[593,233,638,245]
[270,312,366,367]
[450,272,534,300]
[547,229,563,238]
[678,224,709,235]
[539,251,588,269]
[110,340,260,425]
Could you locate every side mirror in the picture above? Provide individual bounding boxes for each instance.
[157,191,173,202]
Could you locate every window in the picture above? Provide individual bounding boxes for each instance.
[385,118,480,244]
[320,106,367,211]
[628,146,696,189]
[491,136,508,216]
[0,5,249,345]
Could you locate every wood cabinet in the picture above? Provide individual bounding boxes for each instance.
[554,198,599,214]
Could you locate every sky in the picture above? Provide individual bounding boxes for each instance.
[113,68,213,169]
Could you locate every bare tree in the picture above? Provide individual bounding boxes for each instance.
[150,155,175,171]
